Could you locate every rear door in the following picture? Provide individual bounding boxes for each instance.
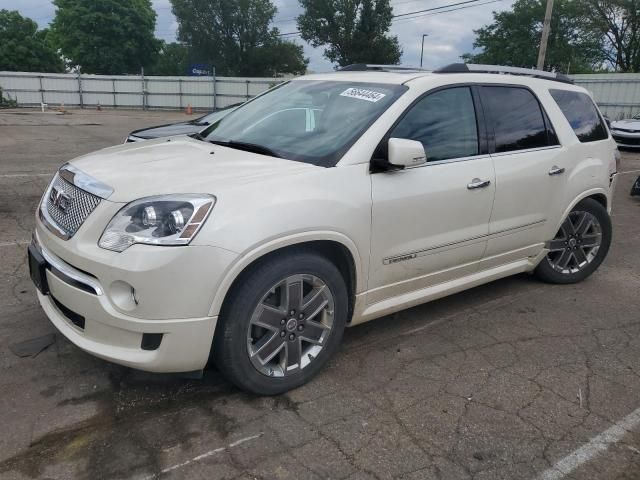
[480,85,568,265]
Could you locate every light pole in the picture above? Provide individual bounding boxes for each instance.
[420,34,428,69]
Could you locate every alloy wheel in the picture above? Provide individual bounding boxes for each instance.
[247,274,335,377]
[546,210,602,274]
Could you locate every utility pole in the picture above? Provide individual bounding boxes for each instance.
[537,0,554,70]
[420,34,428,69]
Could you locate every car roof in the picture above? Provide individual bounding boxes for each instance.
[298,71,429,85]
[295,64,582,91]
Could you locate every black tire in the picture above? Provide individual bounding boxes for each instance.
[213,249,349,395]
[630,175,640,196]
[534,198,612,284]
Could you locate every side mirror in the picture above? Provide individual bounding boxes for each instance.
[388,138,426,168]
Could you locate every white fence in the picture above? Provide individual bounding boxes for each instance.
[571,73,640,120]
[2,70,640,118]
[0,71,285,111]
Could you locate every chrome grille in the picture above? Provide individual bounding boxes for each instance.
[44,174,101,238]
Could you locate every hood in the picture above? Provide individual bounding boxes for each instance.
[69,136,320,202]
[129,121,204,139]
[611,119,640,130]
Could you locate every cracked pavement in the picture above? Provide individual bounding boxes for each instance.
[1,109,640,479]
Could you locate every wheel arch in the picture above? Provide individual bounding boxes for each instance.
[557,188,610,232]
[208,232,363,320]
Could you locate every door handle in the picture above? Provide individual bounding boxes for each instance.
[548,165,565,176]
[467,178,491,190]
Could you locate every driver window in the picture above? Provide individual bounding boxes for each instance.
[391,87,479,162]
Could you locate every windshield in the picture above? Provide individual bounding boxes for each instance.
[201,80,407,166]
[198,106,239,126]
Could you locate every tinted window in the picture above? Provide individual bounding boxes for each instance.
[544,110,560,145]
[549,89,608,142]
[391,87,479,162]
[483,86,550,153]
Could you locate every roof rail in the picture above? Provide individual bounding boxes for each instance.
[338,64,428,73]
[434,63,574,85]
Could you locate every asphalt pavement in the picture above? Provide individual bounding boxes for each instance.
[1,108,639,480]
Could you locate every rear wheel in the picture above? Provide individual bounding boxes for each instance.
[213,250,348,395]
[535,198,611,284]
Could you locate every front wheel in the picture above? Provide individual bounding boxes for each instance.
[535,198,612,284]
[213,250,349,395]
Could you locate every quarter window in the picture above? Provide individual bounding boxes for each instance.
[549,89,608,143]
[482,86,554,153]
[391,87,479,162]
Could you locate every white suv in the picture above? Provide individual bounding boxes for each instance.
[29,64,618,394]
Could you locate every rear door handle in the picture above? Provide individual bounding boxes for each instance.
[467,178,491,190]
[548,166,565,176]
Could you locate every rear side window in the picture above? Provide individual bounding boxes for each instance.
[549,89,608,142]
[391,87,479,162]
[482,86,556,153]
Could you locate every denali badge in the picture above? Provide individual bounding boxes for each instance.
[384,253,417,265]
[49,186,72,213]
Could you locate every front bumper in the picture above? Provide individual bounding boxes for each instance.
[37,286,217,372]
[32,219,237,372]
[611,131,640,148]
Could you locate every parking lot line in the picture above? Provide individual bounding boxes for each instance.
[0,240,30,248]
[536,407,640,480]
[140,433,263,479]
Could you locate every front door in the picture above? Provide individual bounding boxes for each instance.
[368,86,495,305]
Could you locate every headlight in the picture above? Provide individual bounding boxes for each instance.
[99,194,215,252]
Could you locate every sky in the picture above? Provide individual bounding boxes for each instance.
[2,0,516,72]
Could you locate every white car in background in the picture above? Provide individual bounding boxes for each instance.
[611,113,640,147]
[29,64,618,395]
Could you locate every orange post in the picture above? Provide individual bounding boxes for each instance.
[186,104,193,115]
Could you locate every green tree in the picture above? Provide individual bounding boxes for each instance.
[147,42,189,76]
[171,0,308,76]
[0,10,64,72]
[462,0,603,73]
[50,0,160,74]
[578,0,640,72]
[297,0,402,67]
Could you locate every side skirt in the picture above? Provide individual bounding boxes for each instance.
[351,249,547,326]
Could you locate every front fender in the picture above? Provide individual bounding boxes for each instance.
[207,230,364,317]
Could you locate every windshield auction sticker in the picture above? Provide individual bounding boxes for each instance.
[340,87,386,103]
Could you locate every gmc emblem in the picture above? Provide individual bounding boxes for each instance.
[49,187,72,213]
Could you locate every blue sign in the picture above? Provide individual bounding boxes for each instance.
[188,64,212,76]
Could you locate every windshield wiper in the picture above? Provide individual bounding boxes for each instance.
[208,139,281,158]
[189,132,205,141]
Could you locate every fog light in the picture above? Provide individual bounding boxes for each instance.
[110,280,137,311]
